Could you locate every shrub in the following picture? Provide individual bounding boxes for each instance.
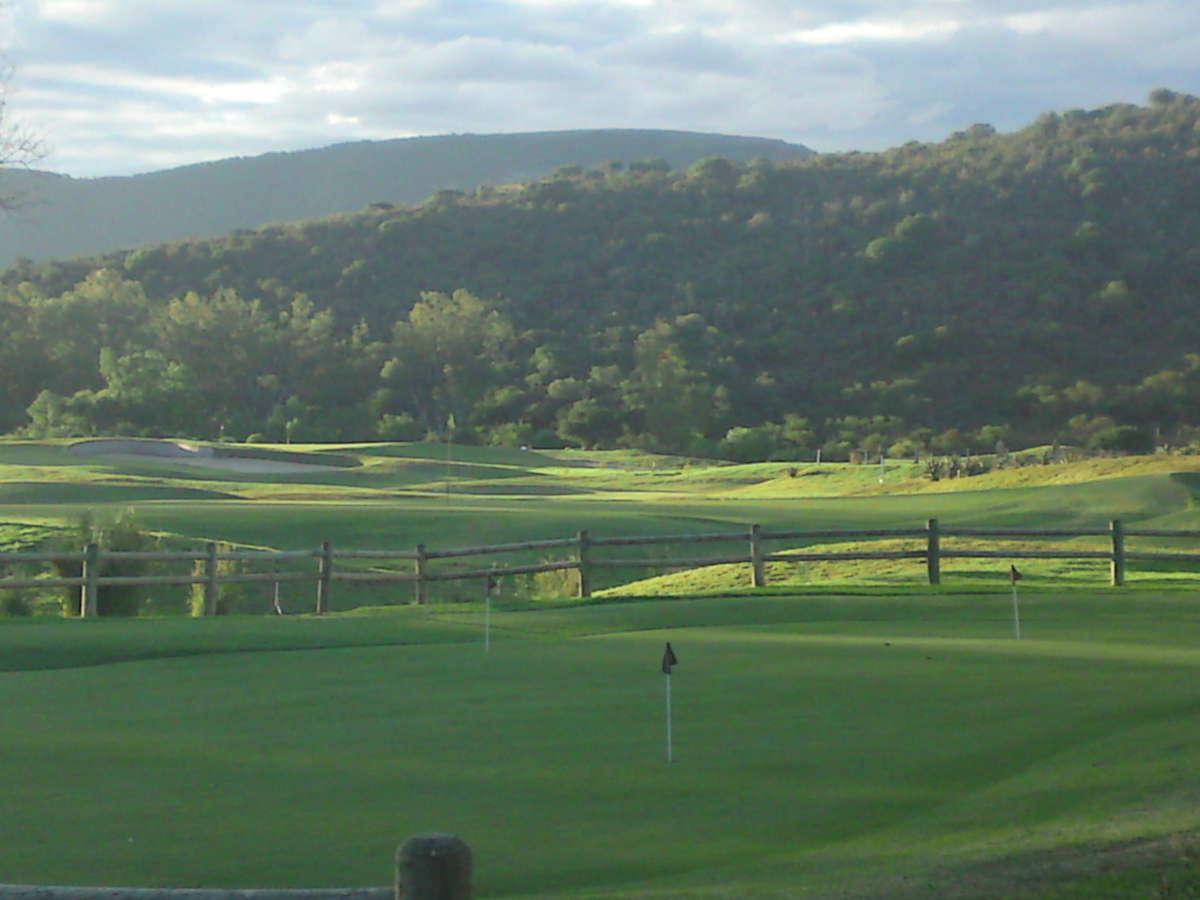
[1090,425,1153,454]
[718,425,778,462]
[52,510,155,617]
[189,544,253,616]
[1,590,32,617]
[375,413,423,442]
[531,565,580,599]
[506,564,581,602]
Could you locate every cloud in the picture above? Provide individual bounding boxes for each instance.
[4,0,1199,176]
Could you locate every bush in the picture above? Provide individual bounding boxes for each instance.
[718,425,778,462]
[505,564,581,602]
[1089,425,1153,454]
[375,413,423,442]
[189,544,254,616]
[531,565,580,599]
[530,428,565,450]
[53,510,156,617]
[1,590,32,617]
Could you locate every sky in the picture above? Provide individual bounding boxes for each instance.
[3,0,1199,178]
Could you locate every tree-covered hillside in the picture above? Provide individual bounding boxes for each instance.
[4,90,1200,460]
[0,129,810,268]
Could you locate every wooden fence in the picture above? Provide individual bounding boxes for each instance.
[3,518,1200,616]
[0,832,469,900]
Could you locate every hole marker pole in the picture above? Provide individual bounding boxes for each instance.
[662,642,678,763]
[666,672,672,763]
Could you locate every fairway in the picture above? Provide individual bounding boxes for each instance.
[3,591,1200,898]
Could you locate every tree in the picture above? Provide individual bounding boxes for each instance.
[1,47,45,209]
[379,290,518,434]
[1089,425,1152,454]
[622,315,730,453]
[151,288,280,438]
[557,398,622,449]
[718,425,778,462]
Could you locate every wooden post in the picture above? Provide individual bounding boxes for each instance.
[315,540,332,614]
[203,542,219,617]
[1110,519,1125,587]
[80,542,99,618]
[396,833,472,900]
[577,529,592,599]
[750,523,765,588]
[926,518,941,586]
[414,543,427,605]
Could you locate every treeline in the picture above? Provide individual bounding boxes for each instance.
[4,90,1200,458]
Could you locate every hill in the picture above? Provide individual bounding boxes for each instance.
[0,129,811,267]
[2,90,1200,457]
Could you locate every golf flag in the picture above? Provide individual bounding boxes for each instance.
[1009,564,1022,584]
[661,642,678,674]
[661,642,678,762]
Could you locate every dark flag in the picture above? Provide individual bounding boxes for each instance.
[661,642,678,675]
[1010,565,1022,584]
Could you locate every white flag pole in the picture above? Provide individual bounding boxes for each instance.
[661,642,678,763]
[665,672,673,763]
[1011,582,1021,640]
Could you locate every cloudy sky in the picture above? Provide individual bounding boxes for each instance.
[3,0,1199,178]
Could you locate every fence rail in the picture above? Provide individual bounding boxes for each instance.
[2,518,1198,616]
[0,833,467,900]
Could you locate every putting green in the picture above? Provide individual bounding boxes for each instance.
[2,591,1199,897]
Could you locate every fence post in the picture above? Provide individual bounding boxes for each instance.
[750,523,765,588]
[1110,519,1125,587]
[203,542,219,616]
[315,540,333,614]
[396,833,472,900]
[80,542,99,618]
[577,529,592,599]
[414,543,427,605]
[926,518,941,586]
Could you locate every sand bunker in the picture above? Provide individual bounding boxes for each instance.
[69,439,339,474]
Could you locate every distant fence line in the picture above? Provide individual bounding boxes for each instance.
[2,518,1199,617]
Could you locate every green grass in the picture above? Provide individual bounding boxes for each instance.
[6,442,1200,607]
[2,590,1200,897]
[6,446,1200,895]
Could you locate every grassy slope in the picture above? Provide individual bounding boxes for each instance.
[5,441,1200,604]
[5,445,1200,895]
[2,592,1200,898]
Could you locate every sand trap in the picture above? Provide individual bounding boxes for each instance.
[69,439,339,474]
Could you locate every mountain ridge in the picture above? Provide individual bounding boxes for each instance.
[0,128,812,267]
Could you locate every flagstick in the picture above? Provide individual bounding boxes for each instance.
[484,578,492,653]
[1011,582,1021,640]
[660,641,678,763]
[665,672,673,763]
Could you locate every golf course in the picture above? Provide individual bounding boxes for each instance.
[3,439,1200,897]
